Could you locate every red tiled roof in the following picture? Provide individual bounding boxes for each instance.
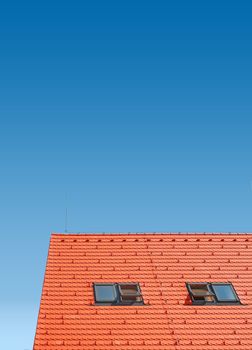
[34,233,252,350]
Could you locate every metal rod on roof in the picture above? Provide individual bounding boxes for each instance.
[65,192,68,233]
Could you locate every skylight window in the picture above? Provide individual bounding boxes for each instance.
[186,282,240,305]
[211,283,239,302]
[93,283,144,305]
[187,283,215,303]
[118,283,143,303]
[94,284,117,303]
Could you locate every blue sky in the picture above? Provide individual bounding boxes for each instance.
[0,1,252,349]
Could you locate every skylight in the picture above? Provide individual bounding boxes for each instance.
[118,283,143,303]
[93,283,144,305]
[211,283,239,302]
[186,282,240,305]
[94,284,117,303]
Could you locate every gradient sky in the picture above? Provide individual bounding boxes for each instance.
[0,1,252,349]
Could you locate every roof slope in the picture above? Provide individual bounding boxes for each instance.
[34,233,252,350]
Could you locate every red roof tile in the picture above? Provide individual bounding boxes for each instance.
[34,233,252,350]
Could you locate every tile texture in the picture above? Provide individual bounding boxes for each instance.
[34,233,252,350]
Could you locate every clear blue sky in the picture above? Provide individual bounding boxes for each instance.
[0,1,252,349]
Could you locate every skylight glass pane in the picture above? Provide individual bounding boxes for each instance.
[94,284,117,302]
[212,284,238,302]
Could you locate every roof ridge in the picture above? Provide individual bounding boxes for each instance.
[52,232,252,236]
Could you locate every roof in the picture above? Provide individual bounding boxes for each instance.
[34,233,252,350]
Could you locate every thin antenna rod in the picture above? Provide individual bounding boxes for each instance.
[65,192,68,233]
